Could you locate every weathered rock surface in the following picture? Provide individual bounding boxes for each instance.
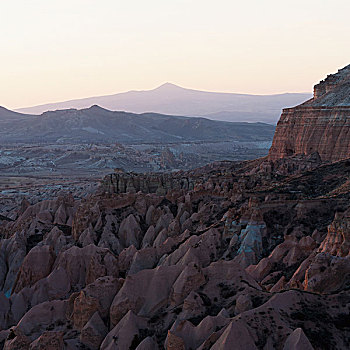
[29,331,64,350]
[101,172,194,195]
[283,328,314,350]
[80,312,107,349]
[13,245,55,293]
[269,64,350,162]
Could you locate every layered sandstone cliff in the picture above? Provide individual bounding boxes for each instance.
[269,64,350,162]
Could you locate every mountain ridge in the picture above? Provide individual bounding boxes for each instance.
[15,83,311,124]
[0,104,275,144]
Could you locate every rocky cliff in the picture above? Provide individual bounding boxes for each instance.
[269,64,350,162]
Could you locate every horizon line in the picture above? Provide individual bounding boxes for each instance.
[12,82,312,111]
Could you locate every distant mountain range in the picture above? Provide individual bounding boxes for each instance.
[0,106,32,121]
[16,83,312,124]
[0,105,275,144]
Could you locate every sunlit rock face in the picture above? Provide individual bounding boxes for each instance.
[269,64,350,162]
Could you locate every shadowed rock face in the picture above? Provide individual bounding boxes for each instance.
[269,64,350,162]
[1,156,350,349]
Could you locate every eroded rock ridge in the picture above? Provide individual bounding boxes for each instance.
[269,64,350,162]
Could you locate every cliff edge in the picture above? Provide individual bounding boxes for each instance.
[269,64,350,162]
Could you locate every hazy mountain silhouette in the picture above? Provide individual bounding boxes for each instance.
[16,84,311,124]
[0,106,33,121]
[0,105,275,144]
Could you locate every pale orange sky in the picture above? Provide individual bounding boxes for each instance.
[1,0,349,109]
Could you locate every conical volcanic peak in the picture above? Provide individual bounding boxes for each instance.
[154,82,185,91]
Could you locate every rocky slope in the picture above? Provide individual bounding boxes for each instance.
[1,156,350,349]
[269,64,350,162]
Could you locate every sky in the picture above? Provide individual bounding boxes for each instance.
[1,0,349,109]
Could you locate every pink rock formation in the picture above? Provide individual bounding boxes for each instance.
[100,311,148,350]
[13,245,55,293]
[109,265,182,326]
[29,331,64,350]
[71,291,100,330]
[283,328,314,350]
[269,64,350,162]
[80,312,107,349]
[211,319,258,350]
